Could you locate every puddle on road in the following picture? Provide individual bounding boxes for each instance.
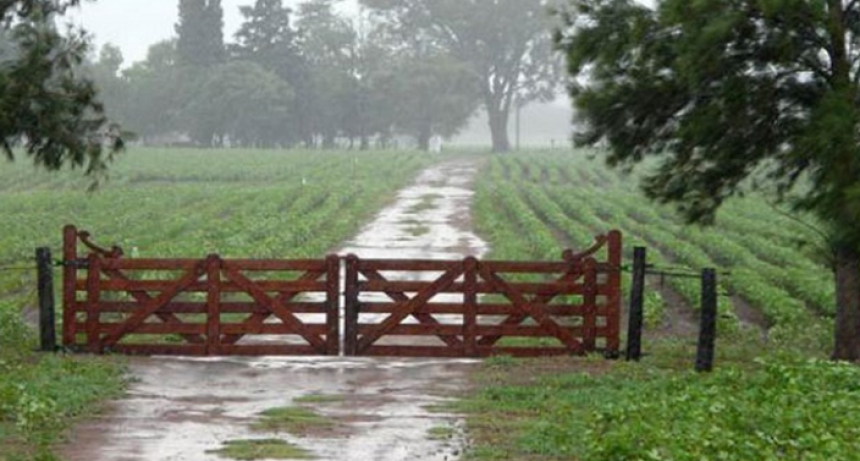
[338,158,488,259]
[60,160,487,461]
[61,356,475,461]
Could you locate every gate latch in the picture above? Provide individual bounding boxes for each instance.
[63,258,90,269]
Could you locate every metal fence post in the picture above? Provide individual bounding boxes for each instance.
[625,247,646,361]
[696,268,718,372]
[36,247,57,352]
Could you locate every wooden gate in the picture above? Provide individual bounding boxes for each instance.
[61,225,621,357]
[343,231,622,357]
[61,226,339,356]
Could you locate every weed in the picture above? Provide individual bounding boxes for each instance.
[427,425,455,441]
[206,439,314,460]
[251,407,334,436]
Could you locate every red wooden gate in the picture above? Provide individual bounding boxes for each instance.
[343,231,622,357]
[61,225,621,357]
[61,226,339,356]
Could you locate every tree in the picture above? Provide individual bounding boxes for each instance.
[361,0,560,152]
[556,0,860,360]
[383,53,479,150]
[232,0,307,144]
[296,0,358,148]
[183,61,295,147]
[176,0,225,68]
[0,1,121,176]
[120,40,188,142]
[88,44,128,125]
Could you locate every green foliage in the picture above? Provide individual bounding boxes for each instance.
[460,350,860,461]
[206,439,315,460]
[0,348,124,459]
[251,407,334,435]
[556,0,860,359]
[0,0,122,179]
[582,359,860,461]
[176,0,225,68]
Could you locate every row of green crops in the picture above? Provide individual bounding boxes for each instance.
[0,148,438,306]
[0,147,445,460]
[474,150,834,351]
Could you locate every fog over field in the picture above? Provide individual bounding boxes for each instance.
[68,0,361,65]
[62,0,571,151]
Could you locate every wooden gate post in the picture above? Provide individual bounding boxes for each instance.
[344,255,360,356]
[626,246,647,361]
[36,247,57,352]
[206,254,222,356]
[696,268,718,372]
[62,225,78,347]
[463,257,478,357]
[325,254,340,355]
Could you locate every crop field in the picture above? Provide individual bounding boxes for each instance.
[0,148,437,310]
[474,150,834,354]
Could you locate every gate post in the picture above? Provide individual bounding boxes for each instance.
[325,255,340,355]
[62,225,78,348]
[205,255,221,356]
[696,268,718,372]
[606,230,623,354]
[463,257,478,357]
[344,255,360,356]
[582,258,598,352]
[626,247,647,361]
[36,247,57,352]
[85,253,102,353]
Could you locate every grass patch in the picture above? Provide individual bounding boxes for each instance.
[0,309,126,461]
[206,439,314,460]
[293,394,344,405]
[457,337,860,461]
[427,425,456,441]
[251,407,334,435]
[405,224,431,236]
[407,194,441,214]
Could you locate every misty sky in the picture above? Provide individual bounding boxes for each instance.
[67,0,359,66]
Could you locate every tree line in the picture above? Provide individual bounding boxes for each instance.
[88,0,559,152]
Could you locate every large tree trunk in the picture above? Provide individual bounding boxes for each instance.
[832,243,860,361]
[487,106,511,153]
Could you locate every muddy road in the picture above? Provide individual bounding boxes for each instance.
[60,159,488,461]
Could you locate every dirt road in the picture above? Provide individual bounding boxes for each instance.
[59,159,488,461]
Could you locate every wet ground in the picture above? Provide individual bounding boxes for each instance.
[59,159,488,461]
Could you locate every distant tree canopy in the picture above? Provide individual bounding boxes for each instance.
[556,0,860,361]
[176,0,225,67]
[0,0,121,176]
[90,0,546,150]
[360,0,561,152]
